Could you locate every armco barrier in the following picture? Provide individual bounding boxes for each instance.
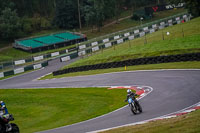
[59,12,190,63]
[59,12,189,63]
[53,53,200,76]
[0,61,48,79]
[0,46,77,71]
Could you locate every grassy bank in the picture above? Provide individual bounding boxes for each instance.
[85,8,186,39]
[41,61,200,80]
[101,109,200,133]
[0,9,185,62]
[0,88,126,133]
[62,17,200,70]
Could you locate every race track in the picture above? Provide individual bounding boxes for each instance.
[0,59,200,133]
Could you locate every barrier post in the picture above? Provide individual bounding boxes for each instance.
[162,29,165,40]
[144,33,147,44]
[182,27,185,37]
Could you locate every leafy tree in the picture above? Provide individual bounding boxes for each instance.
[83,2,96,28]
[53,0,79,29]
[94,0,106,31]
[0,8,22,39]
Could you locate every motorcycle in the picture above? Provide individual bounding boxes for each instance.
[127,97,142,115]
[0,114,19,133]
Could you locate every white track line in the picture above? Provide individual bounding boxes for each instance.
[37,86,153,133]
[88,101,200,133]
[37,69,200,81]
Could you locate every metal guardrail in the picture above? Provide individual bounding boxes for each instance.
[54,52,200,76]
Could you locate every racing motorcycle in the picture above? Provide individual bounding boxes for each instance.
[0,114,19,133]
[127,97,142,114]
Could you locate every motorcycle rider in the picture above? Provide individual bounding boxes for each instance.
[0,101,12,132]
[125,89,140,106]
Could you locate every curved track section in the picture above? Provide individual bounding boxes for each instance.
[0,59,200,133]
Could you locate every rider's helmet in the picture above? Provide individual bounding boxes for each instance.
[127,89,132,94]
[0,101,3,104]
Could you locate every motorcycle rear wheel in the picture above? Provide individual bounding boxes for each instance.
[0,123,6,133]
[8,123,19,133]
[137,103,143,113]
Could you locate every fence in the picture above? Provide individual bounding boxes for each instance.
[0,47,77,72]
[53,53,200,76]
[0,61,48,78]
[60,11,190,62]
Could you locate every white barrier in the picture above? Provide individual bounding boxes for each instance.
[160,22,165,26]
[61,56,71,62]
[0,72,4,78]
[139,32,145,37]
[159,25,164,29]
[150,29,155,33]
[105,42,112,48]
[79,45,86,49]
[134,30,139,34]
[78,51,86,56]
[117,39,123,44]
[14,68,24,74]
[91,42,98,46]
[143,27,148,31]
[183,15,187,18]
[124,32,130,37]
[128,35,134,40]
[14,60,25,65]
[34,56,44,61]
[152,24,157,29]
[103,38,109,43]
[176,17,180,21]
[92,46,99,52]
[33,64,42,70]
[168,19,173,26]
[114,35,120,40]
[51,52,59,57]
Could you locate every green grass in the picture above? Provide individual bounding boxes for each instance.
[62,17,200,69]
[41,61,200,80]
[101,109,200,133]
[0,8,186,62]
[84,8,186,39]
[0,88,127,133]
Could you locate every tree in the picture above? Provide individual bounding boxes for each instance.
[94,0,105,31]
[53,0,79,29]
[0,8,22,39]
[83,3,96,28]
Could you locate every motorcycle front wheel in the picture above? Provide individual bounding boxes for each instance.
[131,103,137,115]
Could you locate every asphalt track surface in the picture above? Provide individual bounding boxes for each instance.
[0,59,200,133]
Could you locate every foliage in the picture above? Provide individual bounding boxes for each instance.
[53,0,79,29]
[0,8,22,39]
